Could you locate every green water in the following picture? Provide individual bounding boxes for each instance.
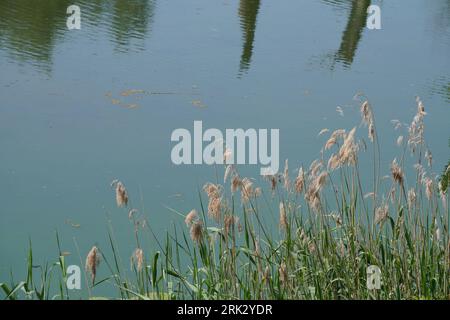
[0,0,449,297]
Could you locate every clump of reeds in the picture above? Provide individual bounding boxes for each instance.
[5,95,449,301]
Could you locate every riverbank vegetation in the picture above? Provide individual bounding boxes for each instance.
[1,97,449,300]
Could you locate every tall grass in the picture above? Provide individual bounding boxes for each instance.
[1,97,449,300]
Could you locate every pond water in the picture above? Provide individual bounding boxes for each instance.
[0,0,449,297]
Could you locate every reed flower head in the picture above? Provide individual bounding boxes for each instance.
[240,178,254,203]
[203,182,221,199]
[132,248,144,272]
[338,127,358,166]
[417,96,426,116]
[295,167,305,194]
[315,171,328,189]
[360,101,373,126]
[208,197,222,222]
[203,183,222,221]
[185,209,198,226]
[407,188,416,208]
[327,153,339,170]
[111,180,128,207]
[425,149,433,167]
[325,129,346,150]
[128,209,138,220]
[408,97,426,153]
[231,175,242,193]
[85,246,100,285]
[224,215,238,236]
[224,164,237,183]
[360,100,376,142]
[283,159,290,191]
[305,165,327,212]
[190,220,203,243]
[390,159,404,185]
[424,177,433,201]
[309,159,323,178]
[375,205,389,225]
[318,128,329,136]
[279,202,287,230]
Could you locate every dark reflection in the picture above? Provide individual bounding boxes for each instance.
[238,0,261,77]
[321,0,371,69]
[0,0,155,73]
[429,77,450,103]
[0,0,72,73]
[334,0,371,68]
[110,0,155,53]
[431,0,450,37]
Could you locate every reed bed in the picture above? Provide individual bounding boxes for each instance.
[1,97,449,300]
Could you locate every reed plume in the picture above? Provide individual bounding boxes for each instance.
[240,178,254,203]
[203,183,222,222]
[408,97,426,153]
[424,177,433,201]
[132,248,144,272]
[390,159,404,185]
[283,159,290,191]
[185,209,198,226]
[128,208,138,220]
[279,202,287,230]
[295,167,305,194]
[360,100,375,142]
[231,175,242,193]
[111,180,128,207]
[190,220,203,243]
[224,215,238,237]
[407,188,416,208]
[85,246,100,285]
[325,129,346,150]
[318,128,329,136]
[374,205,389,225]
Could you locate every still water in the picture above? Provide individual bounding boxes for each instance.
[0,0,449,296]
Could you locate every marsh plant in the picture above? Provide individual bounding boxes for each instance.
[1,96,449,300]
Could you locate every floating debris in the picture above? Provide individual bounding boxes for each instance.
[120,89,146,97]
[192,99,207,108]
[65,219,81,228]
